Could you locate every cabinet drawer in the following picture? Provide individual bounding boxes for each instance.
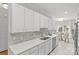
[20,46,38,55]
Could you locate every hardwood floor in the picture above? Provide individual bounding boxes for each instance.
[50,38,74,55]
[0,50,8,55]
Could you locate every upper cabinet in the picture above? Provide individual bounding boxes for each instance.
[11,4,25,33]
[44,16,49,28]
[33,12,40,31]
[48,19,53,30]
[39,14,44,28]
[10,4,50,33]
[40,14,48,28]
[24,8,34,32]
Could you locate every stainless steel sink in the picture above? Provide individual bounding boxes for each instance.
[40,37,50,40]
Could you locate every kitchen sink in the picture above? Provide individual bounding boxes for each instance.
[40,37,50,40]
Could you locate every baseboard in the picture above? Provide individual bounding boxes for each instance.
[48,45,58,55]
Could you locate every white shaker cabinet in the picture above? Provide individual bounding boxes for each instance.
[38,43,45,55]
[29,46,39,55]
[48,19,53,30]
[20,46,38,55]
[11,4,25,33]
[10,4,50,33]
[40,14,48,28]
[46,17,49,28]
[39,14,45,28]
[44,16,49,28]
[24,8,34,32]
[33,12,40,31]
[45,40,50,54]
[20,40,52,55]
[39,14,49,28]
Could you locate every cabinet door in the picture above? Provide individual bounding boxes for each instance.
[39,14,45,28]
[43,16,48,28]
[49,38,53,51]
[46,17,49,28]
[33,12,40,31]
[48,19,53,30]
[45,40,50,55]
[29,46,38,55]
[40,14,49,28]
[48,19,51,30]
[20,46,38,55]
[38,43,45,55]
[11,4,25,33]
[24,8,34,32]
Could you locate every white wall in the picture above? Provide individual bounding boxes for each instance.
[0,14,8,52]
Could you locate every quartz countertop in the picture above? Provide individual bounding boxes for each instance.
[9,34,57,55]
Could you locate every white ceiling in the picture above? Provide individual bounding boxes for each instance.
[35,3,79,19]
[1,3,79,20]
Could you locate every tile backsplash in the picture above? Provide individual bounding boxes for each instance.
[9,31,41,45]
[9,30,54,45]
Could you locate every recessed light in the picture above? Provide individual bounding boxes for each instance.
[2,3,8,9]
[64,11,68,14]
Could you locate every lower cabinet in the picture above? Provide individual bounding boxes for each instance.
[19,38,56,55]
[20,50,29,55]
[45,40,50,55]
[38,43,45,55]
[20,46,38,55]
[38,40,50,55]
[29,47,39,55]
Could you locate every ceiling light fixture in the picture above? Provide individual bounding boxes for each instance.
[0,3,8,9]
[64,11,68,14]
[58,18,64,21]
